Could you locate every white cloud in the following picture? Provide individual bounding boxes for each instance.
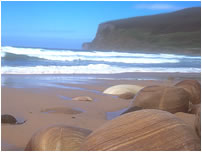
[134,3,181,10]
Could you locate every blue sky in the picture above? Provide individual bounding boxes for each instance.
[2,1,201,49]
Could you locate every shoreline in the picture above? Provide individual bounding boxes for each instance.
[2,72,201,79]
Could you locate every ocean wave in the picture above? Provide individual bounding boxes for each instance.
[1,46,187,64]
[2,52,45,61]
[2,46,200,59]
[2,64,201,74]
[2,52,180,64]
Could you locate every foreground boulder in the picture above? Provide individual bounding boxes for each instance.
[2,114,17,124]
[175,80,201,104]
[103,84,144,99]
[132,85,190,113]
[81,109,200,151]
[25,125,92,151]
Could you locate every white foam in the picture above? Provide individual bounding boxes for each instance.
[1,51,5,57]
[2,46,200,58]
[2,46,200,64]
[1,64,201,74]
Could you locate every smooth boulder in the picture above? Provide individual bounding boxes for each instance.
[25,125,92,151]
[175,80,201,104]
[132,85,190,113]
[2,114,17,124]
[103,84,144,99]
[81,109,200,151]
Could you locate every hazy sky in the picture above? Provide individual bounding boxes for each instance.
[2,1,201,49]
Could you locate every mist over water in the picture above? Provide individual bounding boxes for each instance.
[1,46,201,74]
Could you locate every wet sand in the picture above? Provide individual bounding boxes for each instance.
[1,72,201,150]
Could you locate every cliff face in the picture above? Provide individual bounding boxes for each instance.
[83,7,201,54]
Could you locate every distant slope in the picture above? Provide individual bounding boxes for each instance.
[83,7,201,55]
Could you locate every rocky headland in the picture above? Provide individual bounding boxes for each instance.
[83,7,201,55]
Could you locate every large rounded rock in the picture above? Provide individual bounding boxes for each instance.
[103,84,144,99]
[2,114,17,124]
[132,85,190,113]
[81,109,200,151]
[25,125,92,151]
[175,80,201,104]
[195,107,201,137]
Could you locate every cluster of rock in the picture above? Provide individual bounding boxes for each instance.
[23,79,200,151]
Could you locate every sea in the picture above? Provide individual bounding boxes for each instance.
[1,46,201,88]
[1,46,201,74]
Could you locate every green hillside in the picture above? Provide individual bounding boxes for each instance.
[83,7,201,55]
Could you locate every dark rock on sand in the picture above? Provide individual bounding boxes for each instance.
[2,114,26,125]
[132,85,190,113]
[72,96,93,102]
[121,106,143,115]
[2,114,17,124]
[81,109,200,151]
[25,125,92,151]
[175,79,201,104]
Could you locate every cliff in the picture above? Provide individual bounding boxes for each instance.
[83,7,201,55]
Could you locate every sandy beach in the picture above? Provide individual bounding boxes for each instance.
[1,72,201,150]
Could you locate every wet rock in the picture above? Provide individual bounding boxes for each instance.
[2,114,17,124]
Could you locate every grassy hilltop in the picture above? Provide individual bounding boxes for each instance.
[83,7,201,55]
